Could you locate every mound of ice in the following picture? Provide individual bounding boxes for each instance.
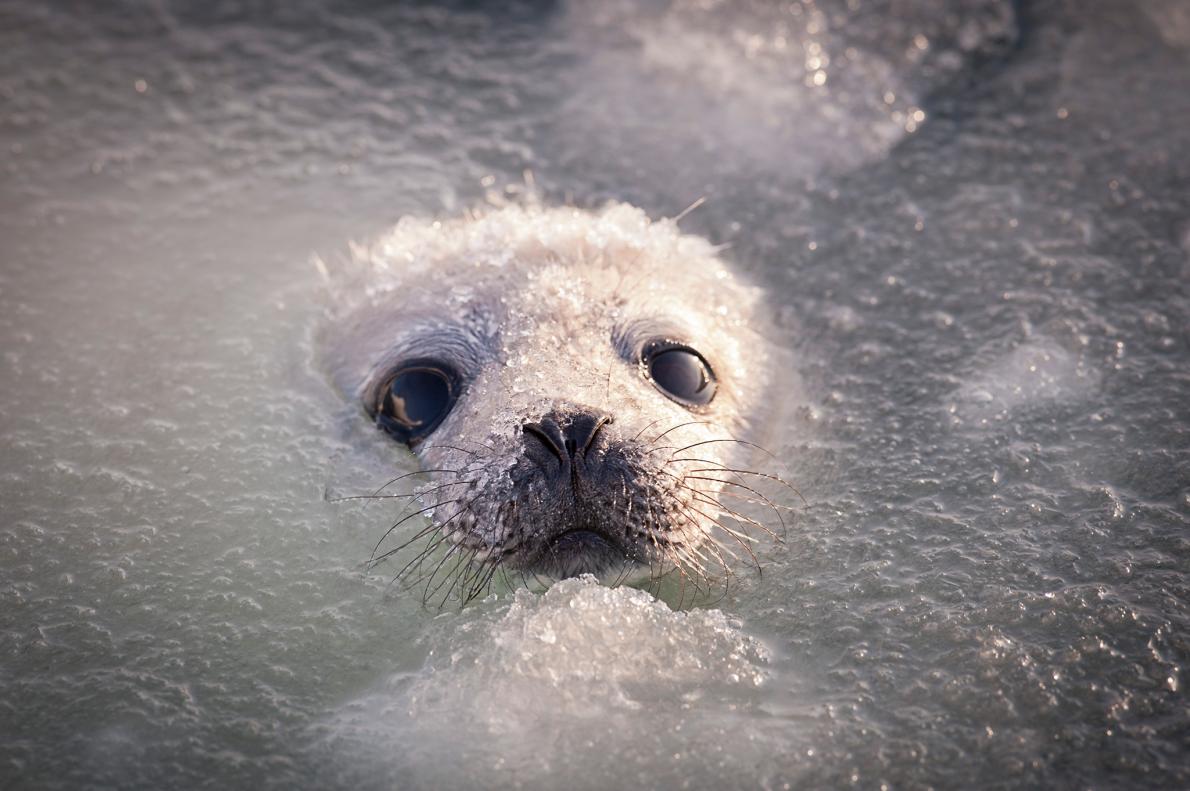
[318,577,783,789]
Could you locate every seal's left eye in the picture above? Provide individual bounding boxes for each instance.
[644,344,717,407]
[376,365,456,445]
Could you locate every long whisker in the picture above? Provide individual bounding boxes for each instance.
[632,415,669,442]
[684,488,773,542]
[685,467,807,505]
[662,463,790,537]
[678,538,730,604]
[682,485,780,542]
[648,420,714,445]
[665,437,780,461]
[416,441,489,457]
[455,544,501,605]
[371,497,473,568]
[681,501,762,571]
[331,479,476,505]
[369,500,459,560]
[434,549,481,609]
[379,479,476,536]
[675,456,805,512]
[466,559,502,605]
[714,486,797,513]
[689,534,734,604]
[372,468,460,494]
[609,472,636,589]
[384,531,447,582]
[420,544,471,608]
[384,526,453,583]
[669,194,707,224]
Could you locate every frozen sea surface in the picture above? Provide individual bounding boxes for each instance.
[1,0,1188,789]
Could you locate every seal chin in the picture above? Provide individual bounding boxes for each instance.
[531,528,641,579]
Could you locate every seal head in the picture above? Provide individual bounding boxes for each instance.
[326,203,774,587]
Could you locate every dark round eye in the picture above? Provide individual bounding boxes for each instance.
[644,344,717,407]
[376,365,456,445]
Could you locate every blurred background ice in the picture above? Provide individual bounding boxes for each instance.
[1,0,1187,788]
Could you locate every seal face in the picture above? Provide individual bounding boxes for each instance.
[325,203,776,592]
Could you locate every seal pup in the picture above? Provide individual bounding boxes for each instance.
[325,202,785,601]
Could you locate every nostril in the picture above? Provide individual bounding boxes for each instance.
[564,412,613,459]
[523,421,565,462]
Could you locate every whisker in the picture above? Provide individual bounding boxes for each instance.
[376,479,477,537]
[683,541,729,604]
[369,500,460,560]
[682,502,761,571]
[370,521,442,569]
[328,493,420,503]
[655,467,785,542]
[383,528,451,581]
[697,536,740,593]
[693,535,735,600]
[685,467,807,506]
[420,544,471,608]
[611,472,636,589]
[632,415,669,442]
[684,489,771,542]
[648,420,714,446]
[670,195,707,225]
[462,548,497,605]
[715,486,797,513]
[682,475,790,540]
[373,497,473,568]
[436,548,481,610]
[372,494,476,570]
[371,469,462,498]
[498,565,517,596]
[670,543,712,581]
[465,561,502,605]
[414,443,481,457]
[331,479,476,505]
[456,548,498,605]
[664,437,777,461]
[681,434,783,463]
[682,486,780,542]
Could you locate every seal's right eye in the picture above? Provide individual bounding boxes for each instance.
[376,364,456,446]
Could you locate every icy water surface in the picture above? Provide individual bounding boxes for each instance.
[2,0,1188,788]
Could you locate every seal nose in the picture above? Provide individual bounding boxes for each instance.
[522,409,613,475]
[561,411,612,459]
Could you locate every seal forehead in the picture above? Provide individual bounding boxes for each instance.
[363,203,747,303]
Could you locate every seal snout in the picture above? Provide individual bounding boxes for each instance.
[514,408,636,577]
